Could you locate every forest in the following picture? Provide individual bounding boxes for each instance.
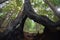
[0,0,60,40]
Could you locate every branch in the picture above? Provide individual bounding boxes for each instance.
[24,0,35,12]
[27,9,60,29]
[0,10,27,39]
[24,0,60,31]
[0,0,8,4]
[3,12,27,40]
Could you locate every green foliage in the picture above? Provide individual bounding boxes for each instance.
[16,0,23,6]
[24,18,36,33]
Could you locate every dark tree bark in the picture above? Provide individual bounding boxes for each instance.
[24,0,60,40]
[0,8,27,40]
[0,0,8,4]
[0,0,60,40]
[24,0,60,30]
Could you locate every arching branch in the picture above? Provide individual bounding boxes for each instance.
[24,0,60,30]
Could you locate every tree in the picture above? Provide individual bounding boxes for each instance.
[24,0,60,40]
[0,0,60,40]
